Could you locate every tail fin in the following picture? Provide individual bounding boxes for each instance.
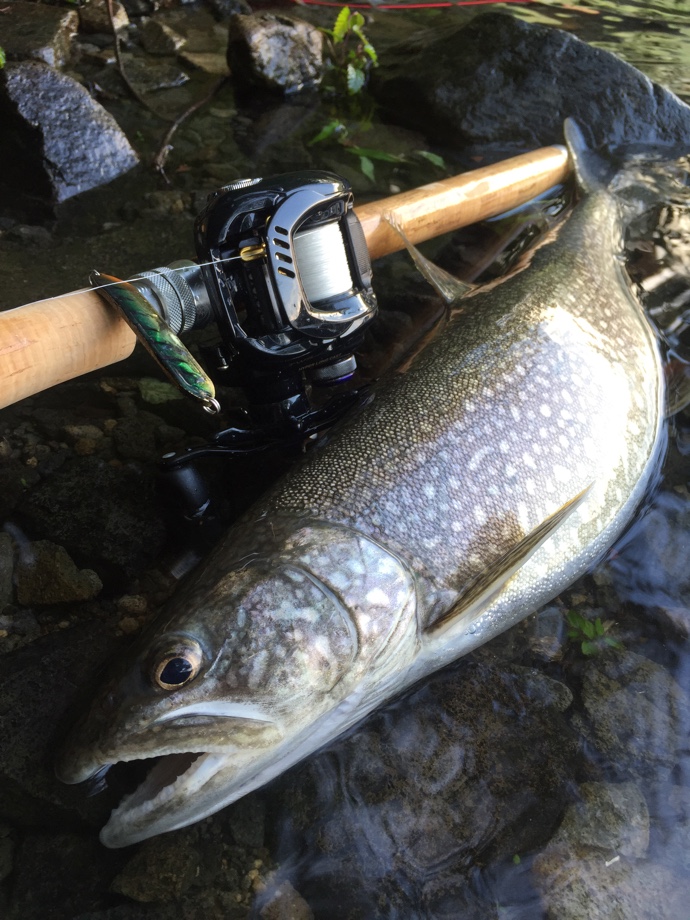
[564,119,613,193]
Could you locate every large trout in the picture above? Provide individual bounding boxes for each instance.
[57,122,665,847]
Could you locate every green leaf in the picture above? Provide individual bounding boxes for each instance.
[359,155,375,182]
[581,640,598,656]
[348,145,402,162]
[0,47,5,69]
[581,619,596,639]
[332,7,351,44]
[346,63,366,95]
[309,119,346,146]
[604,636,623,649]
[412,149,446,168]
[351,24,378,64]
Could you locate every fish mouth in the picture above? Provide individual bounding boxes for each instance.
[64,710,285,847]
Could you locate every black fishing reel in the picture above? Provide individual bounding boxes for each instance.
[94,170,378,522]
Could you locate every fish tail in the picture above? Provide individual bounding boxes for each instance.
[564,118,614,194]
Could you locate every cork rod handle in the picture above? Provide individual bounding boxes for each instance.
[0,145,570,409]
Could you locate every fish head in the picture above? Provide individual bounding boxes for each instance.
[56,520,418,847]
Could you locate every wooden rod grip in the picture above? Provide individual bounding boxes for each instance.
[0,290,136,409]
[0,145,571,410]
[355,144,571,260]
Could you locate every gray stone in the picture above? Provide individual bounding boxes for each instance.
[0,1,78,68]
[0,532,15,610]
[0,824,14,883]
[370,12,690,154]
[15,540,103,605]
[226,13,324,93]
[551,782,649,859]
[139,18,186,55]
[78,0,129,35]
[260,881,313,920]
[0,61,138,206]
[111,831,200,902]
[533,850,690,920]
[577,650,690,779]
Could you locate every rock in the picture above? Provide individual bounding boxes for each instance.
[370,12,690,155]
[180,50,229,75]
[0,618,125,829]
[533,849,690,920]
[607,490,690,631]
[0,1,78,68]
[266,656,577,916]
[15,540,103,605]
[550,782,650,859]
[139,18,186,55]
[0,532,15,610]
[114,54,190,92]
[79,0,129,35]
[111,832,200,902]
[226,13,324,93]
[207,0,251,21]
[260,880,313,920]
[0,823,14,883]
[16,455,167,585]
[576,650,690,780]
[0,61,138,208]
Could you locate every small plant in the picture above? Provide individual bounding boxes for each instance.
[309,118,444,182]
[566,610,623,656]
[0,46,6,69]
[321,6,378,97]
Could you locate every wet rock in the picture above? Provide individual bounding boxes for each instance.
[8,830,129,920]
[15,540,103,605]
[371,12,690,155]
[79,0,129,35]
[207,0,251,22]
[259,880,313,920]
[16,456,167,585]
[607,490,690,632]
[0,61,138,208]
[0,823,14,883]
[180,50,229,75]
[111,832,201,902]
[533,849,690,920]
[1,1,78,68]
[575,650,690,780]
[549,782,650,859]
[140,18,186,55]
[0,618,124,829]
[226,13,324,93]
[117,54,190,92]
[0,532,15,610]
[267,656,577,916]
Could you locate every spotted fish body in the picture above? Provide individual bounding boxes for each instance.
[57,124,665,847]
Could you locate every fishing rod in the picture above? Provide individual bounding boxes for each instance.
[0,146,570,519]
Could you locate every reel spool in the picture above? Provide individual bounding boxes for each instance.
[195,170,377,402]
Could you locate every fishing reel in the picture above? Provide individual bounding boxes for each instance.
[94,170,377,522]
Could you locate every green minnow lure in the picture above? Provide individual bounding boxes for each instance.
[90,271,218,411]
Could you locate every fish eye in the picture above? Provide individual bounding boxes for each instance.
[151,640,203,691]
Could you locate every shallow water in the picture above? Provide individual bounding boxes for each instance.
[2,2,690,919]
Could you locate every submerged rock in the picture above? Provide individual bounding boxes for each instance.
[15,540,102,605]
[0,1,78,68]
[226,13,324,93]
[0,61,138,208]
[264,655,577,916]
[371,12,690,154]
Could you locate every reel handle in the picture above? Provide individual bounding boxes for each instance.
[0,145,570,410]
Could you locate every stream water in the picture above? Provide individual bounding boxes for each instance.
[2,2,690,919]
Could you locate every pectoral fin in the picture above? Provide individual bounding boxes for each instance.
[383,212,474,304]
[426,485,592,636]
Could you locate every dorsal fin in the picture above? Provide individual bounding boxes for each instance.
[426,485,592,637]
[564,118,613,194]
[383,211,474,304]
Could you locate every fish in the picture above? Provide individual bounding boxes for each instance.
[56,120,665,848]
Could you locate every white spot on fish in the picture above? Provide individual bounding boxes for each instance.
[540,404,552,418]
[474,507,488,526]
